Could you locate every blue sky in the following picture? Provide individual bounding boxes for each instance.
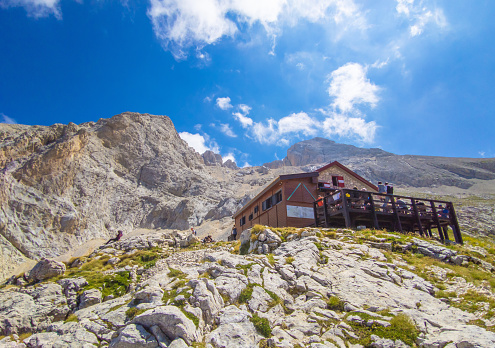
[1,0,494,167]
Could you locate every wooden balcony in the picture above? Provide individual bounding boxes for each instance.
[313,189,462,244]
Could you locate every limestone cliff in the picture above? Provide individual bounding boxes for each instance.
[0,113,237,279]
[267,137,495,189]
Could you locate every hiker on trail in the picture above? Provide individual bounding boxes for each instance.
[191,228,197,236]
[232,226,237,239]
[105,230,123,245]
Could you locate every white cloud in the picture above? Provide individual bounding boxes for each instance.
[395,0,447,37]
[220,123,237,137]
[320,110,377,143]
[327,62,380,113]
[233,112,254,128]
[1,113,17,124]
[223,152,236,164]
[241,161,252,168]
[277,112,317,136]
[179,131,219,154]
[147,0,365,59]
[0,0,62,19]
[216,97,233,110]
[239,104,251,114]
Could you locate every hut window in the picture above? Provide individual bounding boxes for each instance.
[240,216,246,226]
[249,213,253,221]
[262,198,272,211]
[254,206,259,214]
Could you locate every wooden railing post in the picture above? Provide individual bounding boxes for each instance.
[368,192,379,229]
[448,203,463,244]
[390,196,403,233]
[430,201,447,242]
[313,201,319,228]
[411,199,425,237]
[341,190,351,228]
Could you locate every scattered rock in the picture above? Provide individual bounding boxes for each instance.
[26,258,66,282]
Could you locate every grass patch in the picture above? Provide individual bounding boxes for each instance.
[168,268,187,279]
[326,296,345,312]
[125,307,146,320]
[323,230,337,239]
[239,283,257,304]
[65,313,79,323]
[285,256,295,264]
[435,290,457,299]
[171,279,188,290]
[267,254,275,266]
[454,290,495,317]
[118,249,162,269]
[250,313,272,338]
[348,313,419,346]
[239,241,250,255]
[181,308,200,327]
[236,263,255,276]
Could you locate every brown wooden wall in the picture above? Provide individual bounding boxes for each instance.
[234,176,318,234]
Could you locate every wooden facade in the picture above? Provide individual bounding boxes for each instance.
[233,161,378,235]
[233,172,319,234]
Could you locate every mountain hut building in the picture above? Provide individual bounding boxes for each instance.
[232,161,463,244]
[232,161,377,233]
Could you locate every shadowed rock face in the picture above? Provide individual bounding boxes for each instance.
[0,113,237,278]
[266,137,495,189]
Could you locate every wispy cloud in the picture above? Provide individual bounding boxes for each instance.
[179,131,219,154]
[216,97,233,110]
[219,123,237,138]
[1,113,17,124]
[0,0,63,19]
[147,0,365,59]
[396,0,447,37]
[226,61,380,145]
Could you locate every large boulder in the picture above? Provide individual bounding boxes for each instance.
[131,306,200,345]
[26,258,66,282]
[0,283,69,335]
[109,324,158,348]
[78,289,102,309]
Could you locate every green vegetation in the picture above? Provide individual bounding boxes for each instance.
[266,253,275,266]
[118,248,162,269]
[171,279,188,290]
[64,313,79,323]
[347,313,419,346]
[250,313,272,338]
[239,241,250,255]
[285,256,295,264]
[239,283,257,304]
[181,308,200,327]
[125,307,146,320]
[236,263,255,276]
[326,296,345,312]
[168,268,187,279]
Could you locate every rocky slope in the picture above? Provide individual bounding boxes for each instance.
[0,113,248,279]
[1,227,495,347]
[265,137,495,190]
[2,113,495,282]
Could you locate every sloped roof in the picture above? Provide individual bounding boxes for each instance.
[316,161,378,191]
